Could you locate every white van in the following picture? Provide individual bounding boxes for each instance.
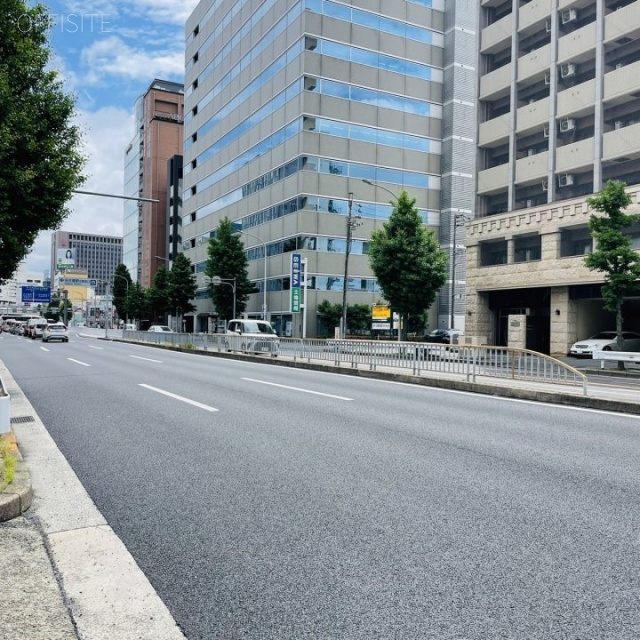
[225,319,279,355]
[26,318,48,339]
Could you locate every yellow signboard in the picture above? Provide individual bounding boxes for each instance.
[371,305,391,320]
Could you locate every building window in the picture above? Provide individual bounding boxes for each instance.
[480,239,508,266]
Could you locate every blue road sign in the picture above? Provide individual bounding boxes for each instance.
[21,286,51,303]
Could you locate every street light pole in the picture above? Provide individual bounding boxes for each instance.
[341,192,354,339]
[205,276,237,322]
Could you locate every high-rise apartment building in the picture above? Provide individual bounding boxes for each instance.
[123,79,184,287]
[50,231,123,296]
[181,0,477,336]
[466,0,640,354]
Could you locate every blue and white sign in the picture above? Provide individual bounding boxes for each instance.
[60,278,97,287]
[290,253,302,313]
[21,286,51,303]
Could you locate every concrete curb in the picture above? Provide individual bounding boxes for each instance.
[0,456,33,522]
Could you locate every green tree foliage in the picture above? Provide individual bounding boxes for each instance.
[147,266,171,322]
[169,254,197,316]
[112,264,132,322]
[585,180,640,367]
[316,301,374,337]
[0,2,85,281]
[126,283,149,323]
[368,191,448,339]
[317,301,343,336]
[205,218,255,320]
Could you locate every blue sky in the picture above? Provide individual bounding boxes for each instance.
[25,0,199,275]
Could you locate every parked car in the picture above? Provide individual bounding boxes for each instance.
[42,323,69,343]
[569,330,640,357]
[26,319,48,340]
[226,319,279,355]
[148,325,173,333]
[422,328,463,345]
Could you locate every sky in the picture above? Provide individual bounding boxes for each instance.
[24,0,200,276]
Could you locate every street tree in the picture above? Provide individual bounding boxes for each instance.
[585,180,640,369]
[126,283,149,325]
[147,266,171,323]
[112,264,132,323]
[205,218,255,320]
[368,191,448,339]
[0,1,85,281]
[317,301,343,336]
[347,304,371,336]
[169,254,197,325]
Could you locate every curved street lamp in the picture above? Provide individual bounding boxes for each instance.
[204,276,237,322]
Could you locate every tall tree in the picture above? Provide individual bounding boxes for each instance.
[205,218,255,320]
[126,283,149,324]
[0,1,85,281]
[169,254,197,322]
[585,180,640,369]
[112,264,132,323]
[368,191,448,339]
[317,300,343,337]
[147,266,171,323]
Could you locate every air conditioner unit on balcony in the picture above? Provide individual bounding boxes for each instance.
[527,148,536,156]
[560,63,576,78]
[615,120,623,130]
[543,125,550,138]
[526,199,534,207]
[558,174,575,187]
[560,118,576,132]
[542,178,549,191]
[544,71,551,85]
[561,8,577,24]
[545,18,552,33]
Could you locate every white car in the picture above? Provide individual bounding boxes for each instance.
[569,331,640,357]
[148,325,173,333]
[42,323,69,343]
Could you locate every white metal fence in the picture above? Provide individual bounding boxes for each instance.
[123,331,588,394]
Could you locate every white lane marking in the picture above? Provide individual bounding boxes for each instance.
[242,377,353,401]
[67,358,90,367]
[130,355,163,363]
[139,384,218,412]
[41,346,50,352]
[88,345,104,350]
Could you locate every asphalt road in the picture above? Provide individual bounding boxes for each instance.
[3,331,640,639]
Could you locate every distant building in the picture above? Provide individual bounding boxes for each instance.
[123,79,184,288]
[50,231,123,296]
[0,261,45,308]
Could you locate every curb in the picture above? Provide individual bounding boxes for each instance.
[0,433,33,522]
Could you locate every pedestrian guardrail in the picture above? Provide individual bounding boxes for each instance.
[592,350,640,368]
[122,332,588,394]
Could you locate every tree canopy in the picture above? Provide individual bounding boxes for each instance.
[0,1,85,281]
[585,180,640,365]
[169,254,197,317]
[368,191,448,338]
[205,218,255,320]
[112,264,132,322]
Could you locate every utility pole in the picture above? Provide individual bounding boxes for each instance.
[341,192,355,339]
[449,214,467,330]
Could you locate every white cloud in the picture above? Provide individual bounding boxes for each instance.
[26,106,134,276]
[58,0,199,26]
[81,35,184,83]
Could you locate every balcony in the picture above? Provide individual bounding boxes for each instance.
[517,96,550,134]
[604,60,640,105]
[479,63,512,100]
[605,1,640,46]
[477,163,510,195]
[515,150,549,184]
[603,121,640,162]
[519,0,552,33]
[481,14,513,53]
[557,79,595,119]
[557,22,596,65]
[517,43,551,83]
[479,114,510,147]
[556,138,594,173]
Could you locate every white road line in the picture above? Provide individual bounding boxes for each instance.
[41,346,50,352]
[242,377,353,401]
[67,358,90,367]
[139,384,218,412]
[130,355,163,363]
[88,345,104,350]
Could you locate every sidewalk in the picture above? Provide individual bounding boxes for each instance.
[0,361,187,640]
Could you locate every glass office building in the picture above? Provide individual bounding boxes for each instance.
[182,0,477,335]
